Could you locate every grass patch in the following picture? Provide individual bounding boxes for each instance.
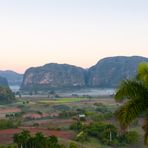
[84,137,111,148]
[38,98,86,104]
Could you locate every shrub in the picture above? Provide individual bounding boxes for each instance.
[125,131,139,144]
[0,119,21,129]
[86,122,139,146]
[33,123,39,127]
[70,121,83,131]
[75,131,88,142]
[69,142,77,148]
[59,111,77,118]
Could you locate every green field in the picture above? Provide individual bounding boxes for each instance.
[38,98,87,104]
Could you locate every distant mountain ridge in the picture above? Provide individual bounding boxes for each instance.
[20,56,148,91]
[0,70,23,86]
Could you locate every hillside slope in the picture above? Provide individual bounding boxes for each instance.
[21,63,86,91]
[88,56,148,87]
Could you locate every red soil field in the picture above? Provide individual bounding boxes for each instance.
[24,119,73,127]
[0,108,21,114]
[0,127,75,144]
[23,113,49,119]
[42,119,73,126]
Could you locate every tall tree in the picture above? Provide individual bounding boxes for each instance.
[115,63,148,144]
[33,132,46,148]
[13,130,31,148]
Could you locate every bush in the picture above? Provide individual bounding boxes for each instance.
[69,142,77,148]
[87,122,120,145]
[0,119,21,129]
[33,123,39,127]
[125,131,139,144]
[59,111,77,118]
[90,113,113,122]
[87,122,115,137]
[75,131,88,142]
[101,127,118,145]
[70,121,83,131]
[87,122,139,146]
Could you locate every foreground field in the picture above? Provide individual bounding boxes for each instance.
[0,96,146,147]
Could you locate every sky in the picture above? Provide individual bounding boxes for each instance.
[0,0,148,73]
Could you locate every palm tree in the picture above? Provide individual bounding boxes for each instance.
[33,132,47,148]
[21,130,31,148]
[115,63,148,144]
[13,133,22,148]
[47,135,59,148]
[13,130,31,148]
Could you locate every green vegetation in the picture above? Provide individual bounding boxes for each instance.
[59,111,77,118]
[83,122,139,146]
[13,130,64,148]
[70,121,83,132]
[0,77,8,88]
[0,74,146,148]
[0,119,20,129]
[115,63,148,144]
[53,105,70,111]
[38,98,86,104]
[75,131,88,142]
[0,86,15,104]
[69,142,78,148]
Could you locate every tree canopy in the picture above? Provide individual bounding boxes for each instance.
[0,86,15,104]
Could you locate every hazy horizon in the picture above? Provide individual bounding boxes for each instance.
[0,0,148,73]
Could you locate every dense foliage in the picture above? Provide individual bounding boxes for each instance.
[13,130,64,148]
[86,122,139,146]
[0,86,15,104]
[115,63,148,144]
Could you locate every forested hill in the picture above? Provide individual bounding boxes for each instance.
[21,56,148,91]
[0,70,23,86]
[0,76,9,87]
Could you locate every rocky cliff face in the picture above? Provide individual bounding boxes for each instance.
[88,56,148,87]
[21,63,86,91]
[0,76,9,87]
[21,56,148,91]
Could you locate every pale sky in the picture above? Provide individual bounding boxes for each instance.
[0,0,148,73]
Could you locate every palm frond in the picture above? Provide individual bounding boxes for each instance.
[115,79,148,102]
[115,98,147,130]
